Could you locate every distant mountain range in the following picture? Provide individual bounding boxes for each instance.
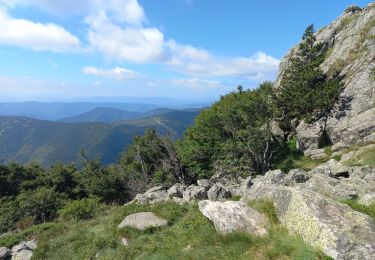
[0,99,211,121]
[59,107,201,123]
[0,109,201,166]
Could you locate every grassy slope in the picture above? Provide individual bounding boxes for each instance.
[0,201,329,260]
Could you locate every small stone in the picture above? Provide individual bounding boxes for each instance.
[121,237,129,246]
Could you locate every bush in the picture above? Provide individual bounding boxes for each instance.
[58,198,99,221]
[178,82,276,178]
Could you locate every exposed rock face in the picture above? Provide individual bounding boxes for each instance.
[275,3,375,151]
[198,200,268,236]
[273,187,375,260]
[117,212,168,230]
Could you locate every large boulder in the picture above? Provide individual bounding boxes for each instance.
[273,187,375,260]
[0,247,10,260]
[117,212,168,230]
[10,240,37,260]
[207,184,231,201]
[198,200,268,236]
[12,250,33,260]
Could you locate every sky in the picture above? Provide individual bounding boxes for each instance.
[0,0,373,102]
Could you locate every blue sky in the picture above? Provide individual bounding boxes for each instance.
[0,0,372,101]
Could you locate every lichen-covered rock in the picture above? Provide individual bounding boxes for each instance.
[182,185,207,201]
[273,187,375,260]
[276,4,375,151]
[198,200,268,236]
[207,184,231,201]
[117,212,168,230]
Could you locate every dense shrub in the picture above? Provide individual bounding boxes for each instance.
[177,82,276,179]
[120,129,193,194]
[58,198,99,221]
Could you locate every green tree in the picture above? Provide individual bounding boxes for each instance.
[74,159,127,203]
[17,187,64,223]
[275,24,342,124]
[120,129,191,194]
[178,82,276,178]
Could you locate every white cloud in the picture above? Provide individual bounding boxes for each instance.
[82,66,140,80]
[0,8,80,52]
[0,0,280,82]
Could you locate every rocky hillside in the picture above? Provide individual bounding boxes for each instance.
[275,3,375,155]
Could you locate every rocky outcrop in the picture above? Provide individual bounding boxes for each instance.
[275,3,375,152]
[207,184,231,201]
[0,247,10,260]
[117,212,168,230]
[274,187,375,260]
[198,200,268,236]
[0,240,38,260]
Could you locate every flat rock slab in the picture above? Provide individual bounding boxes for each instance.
[198,200,268,236]
[117,212,168,230]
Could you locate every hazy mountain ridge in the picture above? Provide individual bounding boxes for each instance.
[0,109,200,166]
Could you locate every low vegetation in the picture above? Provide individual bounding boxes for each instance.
[341,199,375,220]
[0,201,330,259]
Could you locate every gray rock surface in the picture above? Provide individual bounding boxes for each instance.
[313,159,352,178]
[9,240,37,260]
[276,3,375,151]
[0,247,10,260]
[273,187,375,260]
[198,200,268,236]
[12,250,33,260]
[207,184,231,201]
[167,183,186,198]
[117,212,168,230]
[182,185,207,201]
[197,179,212,191]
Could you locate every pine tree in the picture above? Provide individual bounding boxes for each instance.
[276,24,342,124]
